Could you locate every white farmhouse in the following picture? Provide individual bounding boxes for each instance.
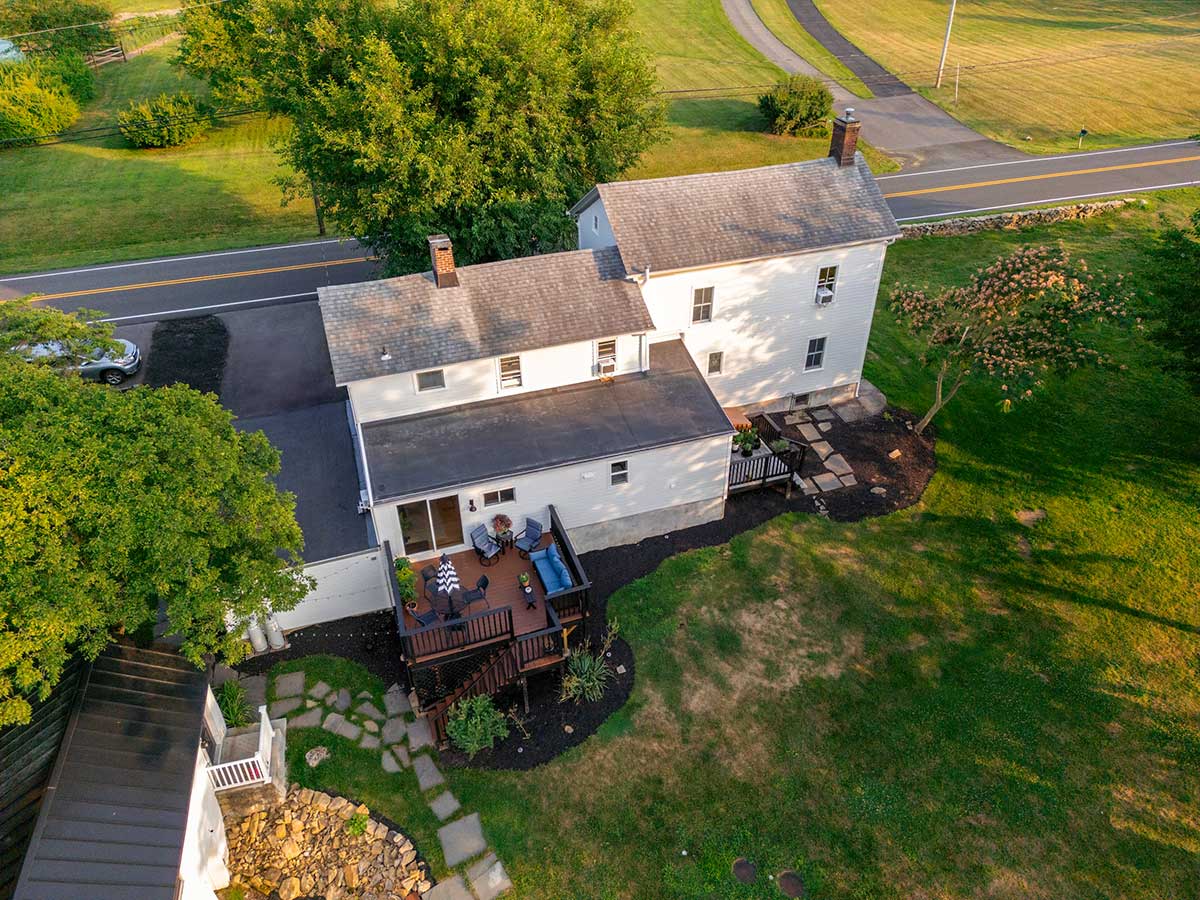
[317,111,899,561]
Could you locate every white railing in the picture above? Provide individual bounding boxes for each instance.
[206,705,273,792]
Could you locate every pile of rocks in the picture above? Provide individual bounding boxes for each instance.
[900,199,1128,238]
[226,785,432,900]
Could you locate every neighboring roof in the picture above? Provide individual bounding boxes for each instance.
[361,340,733,502]
[318,246,654,385]
[570,155,901,274]
[15,644,207,900]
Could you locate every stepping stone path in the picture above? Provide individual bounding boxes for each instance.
[781,406,863,497]
[240,674,267,708]
[732,857,757,884]
[809,440,833,460]
[813,471,842,492]
[267,668,512,895]
[413,754,445,791]
[468,852,513,900]
[438,813,487,867]
[777,870,805,898]
[824,453,853,476]
[429,791,460,822]
[811,407,835,421]
[798,423,821,442]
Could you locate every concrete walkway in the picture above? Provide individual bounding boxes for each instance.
[721,0,1022,169]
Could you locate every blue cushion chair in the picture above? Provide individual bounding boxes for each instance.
[529,542,574,595]
[515,517,544,558]
[470,524,501,567]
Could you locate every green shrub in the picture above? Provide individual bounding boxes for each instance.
[118,91,210,148]
[446,694,509,758]
[757,74,833,136]
[216,679,252,727]
[394,556,416,606]
[40,51,94,102]
[345,812,369,836]
[559,649,613,704]
[0,62,79,147]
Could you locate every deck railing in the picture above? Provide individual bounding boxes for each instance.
[206,705,272,792]
[729,417,808,494]
[515,604,565,670]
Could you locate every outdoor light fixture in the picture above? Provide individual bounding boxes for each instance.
[468,499,477,512]
[380,345,392,361]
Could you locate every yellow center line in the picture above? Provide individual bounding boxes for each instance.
[31,255,377,301]
[882,154,1200,199]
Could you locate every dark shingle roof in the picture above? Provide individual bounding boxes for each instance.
[14,644,207,900]
[362,340,733,501]
[318,246,654,385]
[572,155,900,274]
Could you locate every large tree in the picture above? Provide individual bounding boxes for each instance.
[1149,208,1200,391]
[179,0,664,273]
[890,246,1134,434]
[0,0,115,55]
[0,301,311,726]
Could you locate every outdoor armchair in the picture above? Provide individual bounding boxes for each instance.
[515,517,544,558]
[470,524,501,567]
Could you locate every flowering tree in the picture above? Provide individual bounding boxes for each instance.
[890,246,1133,434]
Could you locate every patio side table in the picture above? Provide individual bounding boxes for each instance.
[495,531,515,555]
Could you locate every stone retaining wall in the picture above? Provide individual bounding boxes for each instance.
[225,784,432,899]
[900,199,1129,238]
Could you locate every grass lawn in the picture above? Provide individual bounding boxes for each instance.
[815,0,1200,153]
[289,191,1200,898]
[748,0,871,98]
[0,43,317,274]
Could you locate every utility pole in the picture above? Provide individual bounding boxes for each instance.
[310,179,326,236]
[935,0,958,89]
[954,62,960,104]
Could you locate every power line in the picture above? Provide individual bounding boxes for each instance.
[0,0,226,42]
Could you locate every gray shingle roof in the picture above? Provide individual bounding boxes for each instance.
[573,155,900,274]
[361,340,733,501]
[14,644,207,900]
[318,246,654,385]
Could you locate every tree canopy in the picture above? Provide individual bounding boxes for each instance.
[890,246,1134,434]
[179,0,664,273]
[0,0,115,56]
[0,301,310,726]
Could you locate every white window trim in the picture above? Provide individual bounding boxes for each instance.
[497,354,522,391]
[804,335,829,372]
[483,487,516,507]
[610,460,629,486]
[414,368,446,392]
[594,338,618,376]
[690,284,715,325]
[706,350,724,375]
[815,265,839,305]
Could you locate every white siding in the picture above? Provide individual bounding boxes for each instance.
[638,241,890,407]
[576,196,616,250]
[177,750,229,900]
[349,335,643,423]
[371,433,731,560]
[274,548,390,632]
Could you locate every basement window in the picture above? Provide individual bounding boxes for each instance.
[610,460,629,486]
[499,355,522,389]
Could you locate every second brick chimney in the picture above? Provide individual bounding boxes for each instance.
[427,234,459,288]
[829,109,861,167]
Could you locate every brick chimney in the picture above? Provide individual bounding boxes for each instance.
[427,234,459,288]
[829,108,861,167]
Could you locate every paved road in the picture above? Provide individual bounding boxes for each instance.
[3,140,1196,322]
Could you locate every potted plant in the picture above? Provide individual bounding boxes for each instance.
[733,428,759,457]
[492,513,513,539]
[518,572,530,587]
[769,438,791,455]
[394,556,417,610]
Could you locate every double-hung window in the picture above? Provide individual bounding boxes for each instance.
[498,355,522,389]
[596,338,617,374]
[805,337,827,371]
[610,460,629,485]
[691,286,714,324]
[707,351,724,375]
[815,266,838,305]
[483,487,515,506]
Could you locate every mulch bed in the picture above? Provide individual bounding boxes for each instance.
[439,637,635,771]
[145,315,229,394]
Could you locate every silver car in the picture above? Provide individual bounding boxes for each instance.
[24,339,142,385]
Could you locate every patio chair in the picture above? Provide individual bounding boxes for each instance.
[459,575,490,612]
[515,517,544,559]
[470,524,501,567]
[421,565,438,600]
[412,607,439,628]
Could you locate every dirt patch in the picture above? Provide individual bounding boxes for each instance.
[441,637,635,771]
[1015,509,1047,527]
[145,315,229,395]
[1016,535,1033,559]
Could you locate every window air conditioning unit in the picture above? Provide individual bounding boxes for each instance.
[597,356,617,376]
[815,287,835,307]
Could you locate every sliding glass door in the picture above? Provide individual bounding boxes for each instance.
[397,495,463,555]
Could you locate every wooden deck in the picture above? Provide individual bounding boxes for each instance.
[401,534,556,639]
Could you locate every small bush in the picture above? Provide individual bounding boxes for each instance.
[394,556,416,605]
[345,812,369,836]
[40,51,95,102]
[216,679,252,727]
[118,91,210,148]
[757,75,833,136]
[0,62,79,147]
[446,694,509,758]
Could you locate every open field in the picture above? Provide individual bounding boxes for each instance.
[0,44,316,274]
[408,190,1196,897]
[816,0,1200,153]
